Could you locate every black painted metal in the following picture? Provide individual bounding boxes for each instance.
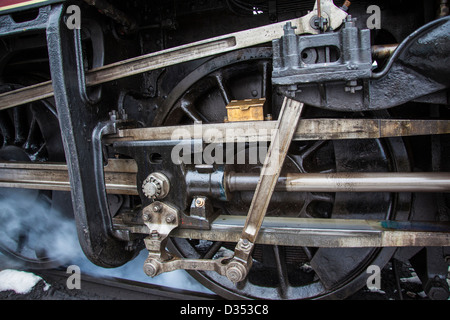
[46,4,136,267]
[0,6,53,36]
[274,16,450,112]
[272,18,372,85]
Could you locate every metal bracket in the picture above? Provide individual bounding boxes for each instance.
[142,202,242,279]
[141,201,227,277]
[0,5,52,37]
[46,4,137,267]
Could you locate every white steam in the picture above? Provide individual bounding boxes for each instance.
[0,191,212,294]
[0,191,80,264]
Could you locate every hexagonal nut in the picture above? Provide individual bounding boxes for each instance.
[142,172,170,200]
[225,261,248,283]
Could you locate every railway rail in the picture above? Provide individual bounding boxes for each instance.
[29,268,221,300]
[0,257,220,300]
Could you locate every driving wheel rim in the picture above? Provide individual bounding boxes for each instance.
[156,48,411,299]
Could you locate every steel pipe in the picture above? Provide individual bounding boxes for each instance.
[372,44,398,60]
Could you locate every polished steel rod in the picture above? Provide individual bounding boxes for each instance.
[226,172,450,193]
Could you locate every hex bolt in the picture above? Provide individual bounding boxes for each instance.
[239,238,251,250]
[195,197,205,207]
[142,213,151,221]
[152,204,161,212]
[165,214,176,223]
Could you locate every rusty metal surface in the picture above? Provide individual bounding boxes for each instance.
[113,214,450,248]
[372,44,399,60]
[108,118,450,143]
[0,159,138,195]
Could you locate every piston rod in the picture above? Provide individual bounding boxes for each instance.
[226,172,450,193]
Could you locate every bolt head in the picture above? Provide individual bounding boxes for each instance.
[238,238,252,250]
[195,197,205,207]
[165,214,175,223]
[142,172,170,200]
[143,182,158,197]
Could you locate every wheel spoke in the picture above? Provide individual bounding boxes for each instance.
[0,110,14,145]
[15,232,28,255]
[179,99,207,123]
[23,117,38,151]
[273,245,289,299]
[300,140,327,160]
[213,71,232,105]
[202,241,223,259]
[31,142,47,161]
[13,106,28,146]
[260,60,272,114]
[260,61,270,99]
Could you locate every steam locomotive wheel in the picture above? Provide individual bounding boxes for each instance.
[0,84,72,268]
[154,48,412,299]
